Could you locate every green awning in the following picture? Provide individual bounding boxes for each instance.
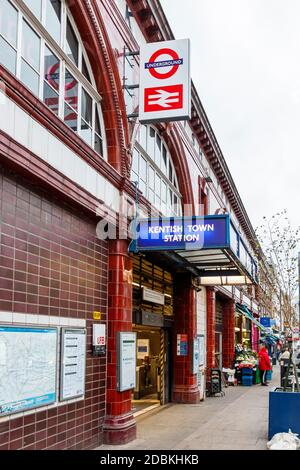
[235,303,266,331]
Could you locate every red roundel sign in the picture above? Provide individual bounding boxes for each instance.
[148,48,180,80]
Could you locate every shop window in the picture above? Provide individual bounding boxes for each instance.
[81,55,91,83]
[133,125,182,216]
[66,17,78,66]
[0,35,17,73]
[64,68,78,130]
[45,0,61,45]
[0,0,18,47]
[81,88,93,145]
[23,0,42,19]
[0,0,106,158]
[43,46,60,115]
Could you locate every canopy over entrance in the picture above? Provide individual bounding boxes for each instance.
[129,215,258,286]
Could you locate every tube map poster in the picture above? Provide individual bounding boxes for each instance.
[0,326,57,416]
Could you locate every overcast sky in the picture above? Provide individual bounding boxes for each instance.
[161,0,300,231]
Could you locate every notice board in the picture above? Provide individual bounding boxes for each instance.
[117,332,136,392]
[60,328,86,401]
[0,326,57,416]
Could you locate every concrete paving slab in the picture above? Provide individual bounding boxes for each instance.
[98,366,279,451]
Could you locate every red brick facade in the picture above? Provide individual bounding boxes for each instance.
[222,300,236,368]
[172,275,199,403]
[0,168,107,450]
[206,288,216,371]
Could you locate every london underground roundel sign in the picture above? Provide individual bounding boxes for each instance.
[147,48,182,79]
[139,39,191,124]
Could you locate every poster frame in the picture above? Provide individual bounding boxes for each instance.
[0,324,58,417]
[116,331,137,392]
[59,327,87,402]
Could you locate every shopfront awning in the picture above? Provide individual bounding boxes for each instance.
[235,303,266,330]
[129,215,258,286]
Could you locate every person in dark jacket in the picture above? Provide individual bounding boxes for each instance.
[258,343,272,386]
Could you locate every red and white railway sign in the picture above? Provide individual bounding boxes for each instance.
[139,39,191,123]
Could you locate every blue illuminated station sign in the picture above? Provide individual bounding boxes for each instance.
[130,214,230,252]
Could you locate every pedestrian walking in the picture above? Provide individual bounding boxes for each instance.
[258,343,272,386]
[279,346,291,361]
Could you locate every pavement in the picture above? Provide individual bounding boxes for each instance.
[98,367,280,451]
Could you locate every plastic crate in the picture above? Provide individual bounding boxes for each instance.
[242,376,253,386]
[241,367,254,376]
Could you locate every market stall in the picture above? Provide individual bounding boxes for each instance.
[235,344,259,386]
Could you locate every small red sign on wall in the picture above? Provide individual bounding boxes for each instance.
[144,84,183,112]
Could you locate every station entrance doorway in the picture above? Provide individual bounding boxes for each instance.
[132,255,173,416]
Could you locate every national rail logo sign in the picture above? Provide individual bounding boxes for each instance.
[139,39,191,123]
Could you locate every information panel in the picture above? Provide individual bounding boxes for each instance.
[0,326,57,416]
[117,332,136,392]
[198,335,205,366]
[60,328,86,401]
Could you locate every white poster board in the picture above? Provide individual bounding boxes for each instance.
[117,332,136,392]
[192,337,200,374]
[0,326,57,416]
[60,328,86,401]
[139,39,191,123]
[198,335,205,366]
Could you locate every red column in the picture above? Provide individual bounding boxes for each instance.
[172,274,199,403]
[206,287,216,371]
[222,299,236,368]
[103,240,136,445]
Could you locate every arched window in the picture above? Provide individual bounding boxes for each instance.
[131,125,182,216]
[0,0,105,158]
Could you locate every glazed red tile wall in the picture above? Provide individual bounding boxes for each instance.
[0,168,108,450]
[103,240,136,445]
[206,287,216,371]
[222,300,235,368]
[172,274,199,404]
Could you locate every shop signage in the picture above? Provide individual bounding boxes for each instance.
[141,311,164,327]
[177,334,188,356]
[139,39,191,123]
[260,317,271,328]
[137,339,150,359]
[60,328,86,401]
[117,332,136,392]
[132,215,230,252]
[92,323,106,356]
[142,287,165,305]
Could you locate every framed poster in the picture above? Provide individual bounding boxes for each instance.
[192,337,200,374]
[0,325,57,416]
[117,332,136,392]
[137,338,150,359]
[60,328,86,401]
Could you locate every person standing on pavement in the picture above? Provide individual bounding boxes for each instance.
[279,346,291,360]
[258,343,272,386]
